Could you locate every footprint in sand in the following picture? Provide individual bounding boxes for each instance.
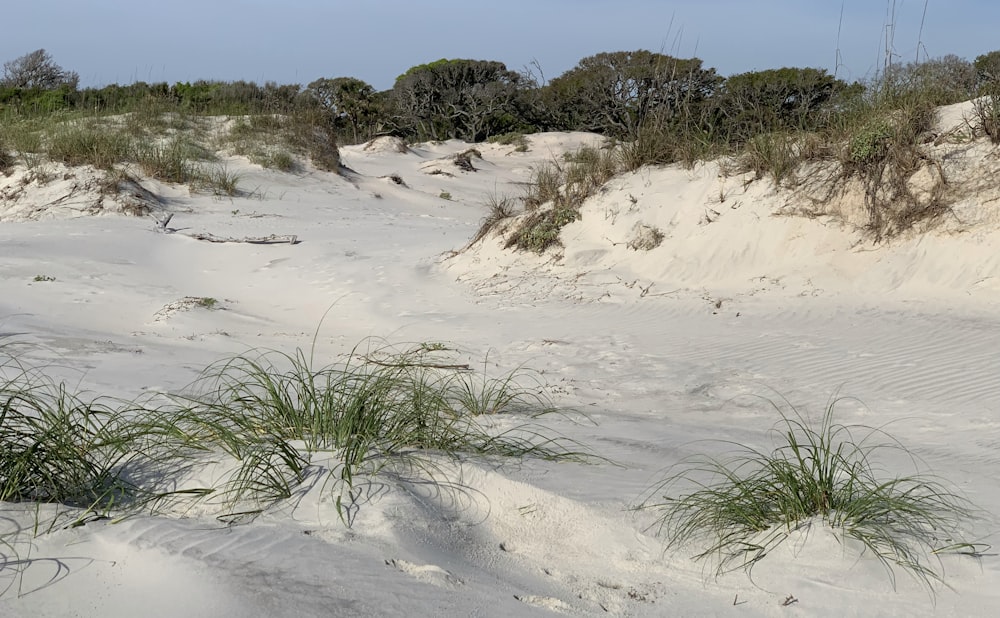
[514,594,574,613]
[385,558,463,588]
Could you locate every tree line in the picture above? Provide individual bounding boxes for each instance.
[4,47,1000,153]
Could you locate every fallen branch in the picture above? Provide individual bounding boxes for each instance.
[182,232,299,245]
[153,213,299,244]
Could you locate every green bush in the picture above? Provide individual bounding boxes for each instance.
[507,206,580,253]
[848,120,893,165]
[489,132,529,151]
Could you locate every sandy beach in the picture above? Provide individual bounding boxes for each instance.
[1,101,999,617]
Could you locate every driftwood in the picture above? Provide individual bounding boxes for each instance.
[152,213,299,244]
[183,232,299,245]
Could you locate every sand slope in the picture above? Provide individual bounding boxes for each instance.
[2,112,1000,616]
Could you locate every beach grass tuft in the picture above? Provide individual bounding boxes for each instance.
[0,339,586,527]
[637,396,982,591]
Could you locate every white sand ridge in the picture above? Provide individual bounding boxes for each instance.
[2,106,1000,616]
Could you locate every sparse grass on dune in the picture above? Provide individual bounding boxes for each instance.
[0,103,343,206]
[166,340,585,522]
[971,87,1000,143]
[222,109,339,172]
[637,396,983,592]
[504,144,619,253]
[0,339,586,528]
[0,353,195,519]
[0,135,12,173]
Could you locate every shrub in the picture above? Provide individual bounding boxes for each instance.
[504,145,621,252]
[974,50,1000,87]
[637,398,979,590]
[834,95,943,240]
[252,150,297,172]
[489,132,529,151]
[1,49,79,90]
[506,206,580,253]
[848,120,894,165]
[293,112,340,172]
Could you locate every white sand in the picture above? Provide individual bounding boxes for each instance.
[1,106,999,616]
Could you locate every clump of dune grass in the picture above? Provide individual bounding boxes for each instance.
[168,340,584,523]
[0,137,12,174]
[45,120,134,170]
[197,164,241,196]
[250,149,298,172]
[971,87,1000,144]
[223,110,340,173]
[507,144,619,253]
[736,132,801,185]
[0,367,128,509]
[488,131,529,152]
[637,397,982,591]
[469,191,518,246]
[1,336,584,531]
[0,353,174,515]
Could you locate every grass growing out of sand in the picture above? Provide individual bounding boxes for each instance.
[0,357,136,509]
[638,398,981,590]
[160,341,585,522]
[0,340,585,527]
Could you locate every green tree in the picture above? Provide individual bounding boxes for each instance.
[974,50,1000,87]
[306,77,380,143]
[719,67,846,142]
[390,59,526,142]
[541,50,720,137]
[880,55,977,104]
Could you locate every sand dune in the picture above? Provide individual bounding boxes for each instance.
[2,107,999,616]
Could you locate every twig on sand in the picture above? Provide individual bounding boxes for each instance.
[152,213,299,244]
[363,357,472,371]
[182,231,299,245]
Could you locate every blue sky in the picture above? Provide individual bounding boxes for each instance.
[3,1,999,90]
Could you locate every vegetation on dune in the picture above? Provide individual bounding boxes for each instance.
[0,36,993,598]
[0,339,587,528]
[636,397,985,592]
[3,38,1000,236]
